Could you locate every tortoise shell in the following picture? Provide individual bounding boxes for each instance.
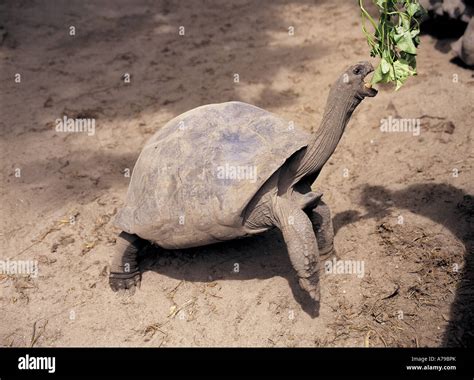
[114,101,310,248]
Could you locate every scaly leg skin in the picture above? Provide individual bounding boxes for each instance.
[272,197,320,305]
[308,200,335,260]
[109,231,146,294]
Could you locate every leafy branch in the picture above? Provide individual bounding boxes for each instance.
[359,0,425,90]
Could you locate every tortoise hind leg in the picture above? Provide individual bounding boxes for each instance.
[109,231,147,293]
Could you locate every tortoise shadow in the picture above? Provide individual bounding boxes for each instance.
[138,229,319,317]
[333,183,473,347]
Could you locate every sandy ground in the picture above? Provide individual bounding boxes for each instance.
[1,0,473,347]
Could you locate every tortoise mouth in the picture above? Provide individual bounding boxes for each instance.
[361,67,378,97]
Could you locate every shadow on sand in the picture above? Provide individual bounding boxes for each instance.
[333,183,473,347]
[139,228,320,317]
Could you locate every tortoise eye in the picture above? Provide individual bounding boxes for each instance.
[353,67,362,75]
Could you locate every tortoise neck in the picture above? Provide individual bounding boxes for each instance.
[298,85,362,179]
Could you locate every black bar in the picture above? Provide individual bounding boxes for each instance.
[0,348,472,378]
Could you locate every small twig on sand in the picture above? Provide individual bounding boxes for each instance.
[376,332,388,347]
[168,280,184,297]
[418,114,447,120]
[364,330,372,347]
[168,298,196,318]
[30,319,48,347]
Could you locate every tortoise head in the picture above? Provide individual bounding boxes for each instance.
[339,61,378,99]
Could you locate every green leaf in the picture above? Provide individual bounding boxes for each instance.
[375,0,397,10]
[371,60,395,85]
[406,3,421,17]
[393,59,416,90]
[380,57,391,74]
[399,13,411,31]
[371,63,384,84]
[359,0,423,90]
[394,30,417,54]
[410,28,420,38]
[374,0,385,8]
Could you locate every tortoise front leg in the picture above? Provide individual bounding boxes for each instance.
[308,200,335,259]
[272,197,320,304]
[109,231,146,293]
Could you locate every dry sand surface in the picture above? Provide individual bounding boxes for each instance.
[1,0,473,347]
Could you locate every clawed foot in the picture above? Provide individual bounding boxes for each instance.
[109,232,146,295]
[109,271,141,295]
[298,277,320,303]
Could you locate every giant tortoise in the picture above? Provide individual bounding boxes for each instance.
[110,61,377,307]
